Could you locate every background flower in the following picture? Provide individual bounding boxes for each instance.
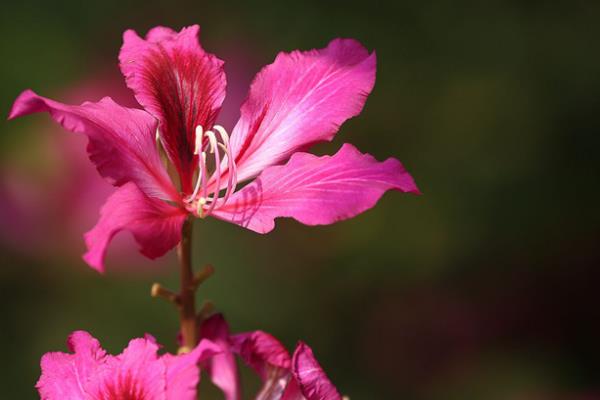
[0,70,173,272]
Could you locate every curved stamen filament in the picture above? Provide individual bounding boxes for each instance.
[213,125,237,208]
[190,126,205,201]
[203,130,221,216]
[188,124,237,218]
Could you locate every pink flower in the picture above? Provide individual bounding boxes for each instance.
[37,330,219,400]
[200,314,344,400]
[9,25,419,272]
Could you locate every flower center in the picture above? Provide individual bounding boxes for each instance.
[100,373,147,400]
[187,124,237,217]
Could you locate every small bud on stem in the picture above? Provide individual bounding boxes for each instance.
[192,264,215,289]
[150,283,180,304]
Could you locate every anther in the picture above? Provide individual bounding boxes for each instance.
[204,130,218,154]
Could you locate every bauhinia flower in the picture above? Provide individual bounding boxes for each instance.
[37,330,219,400]
[9,25,419,272]
[200,314,343,400]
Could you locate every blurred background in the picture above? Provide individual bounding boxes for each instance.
[1,1,599,398]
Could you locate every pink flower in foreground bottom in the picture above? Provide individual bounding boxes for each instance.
[200,314,343,400]
[37,331,219,400]
[9,25,420,272]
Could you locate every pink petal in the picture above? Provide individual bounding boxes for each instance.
[163,339,221,400]
[280,378,305,400]
[119,25,226,193]
[288,342,342,400]
[36,331,106,400]
[86,336,165,400]
[212,143,420,233]
[8,90,178,202]
[83,182,187,272]
[231,331,291,379]
[228,38,376,184]
[199,314,241,400]
[231,331,292,400]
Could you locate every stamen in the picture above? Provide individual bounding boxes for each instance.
[194,125,203,155]
[203,130,221,216]
[213,125,237,207]
[190,151,206,201]
[187,124,237,218]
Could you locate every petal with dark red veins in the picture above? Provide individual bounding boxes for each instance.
[212,144,420,233]
[228,38,376,184]
[36,331,106,400]
[8,90,179,202]
[120,25,226,192]
[83,182,187,272]
[286,342,342,400]
[86,336,165,400]
[199,314,241,400]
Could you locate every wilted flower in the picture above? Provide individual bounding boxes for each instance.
[9,25,419,272]
[200,314,344,400]
[37,331,219,400]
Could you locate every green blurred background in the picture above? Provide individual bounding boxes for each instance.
[1,1,599,398]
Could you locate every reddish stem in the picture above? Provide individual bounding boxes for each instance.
[177,217,197,350]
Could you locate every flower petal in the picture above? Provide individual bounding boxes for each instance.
[212,143,419,233]
[228,38,376,184]
[120,25,226,192]
[199,314,241,400]
[83,182,187,272]
[8,90,178,201]
[231,330,292,400]
[36,331,106,400]
[280,378,305,400]
[163,339,221,400]
[287,342,342,400]
[86,336,165,400]
[231,330,291,379]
